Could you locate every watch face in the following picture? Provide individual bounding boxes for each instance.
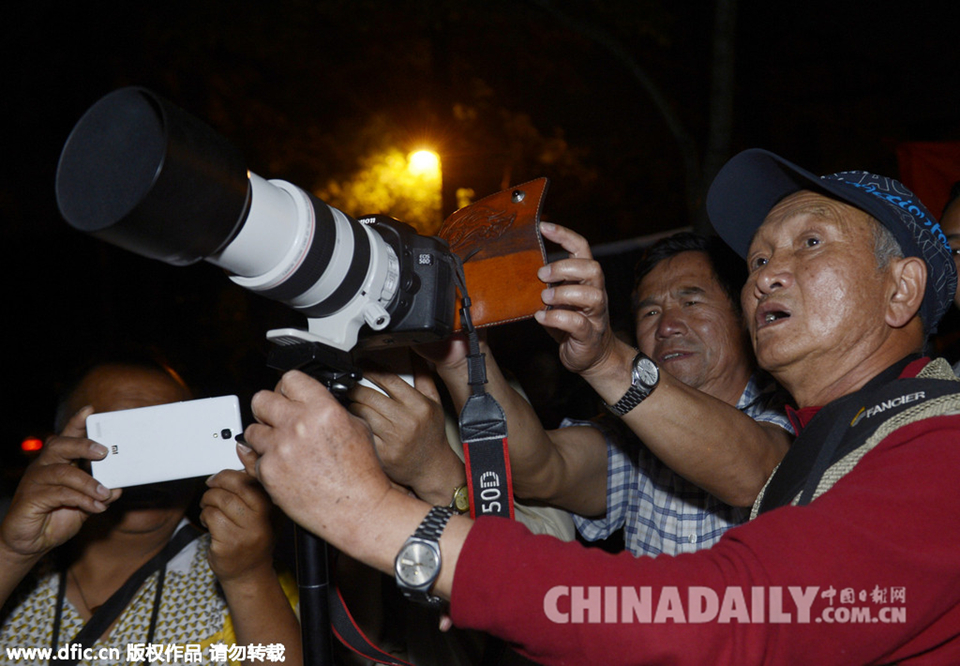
[396,541,440,588]
[633,356,659,388]
[452,485,470,513]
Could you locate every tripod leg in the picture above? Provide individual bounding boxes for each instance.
[296,525,334,666]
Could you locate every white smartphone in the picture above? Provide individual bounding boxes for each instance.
[87,395,244,488]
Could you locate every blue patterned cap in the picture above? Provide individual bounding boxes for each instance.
[707,149,957,333]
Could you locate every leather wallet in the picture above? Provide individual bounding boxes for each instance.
[438,178,549,330]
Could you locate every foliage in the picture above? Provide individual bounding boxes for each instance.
[318,146,443,235]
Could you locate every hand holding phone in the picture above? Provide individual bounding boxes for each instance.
[87,395,244,488]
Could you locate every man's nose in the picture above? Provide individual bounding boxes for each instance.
[751,254,793,296]
[656,307,688,338]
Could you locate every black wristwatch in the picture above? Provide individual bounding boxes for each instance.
[394,506,454,609]
[607,351,660,416]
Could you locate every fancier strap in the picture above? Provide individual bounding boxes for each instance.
[53,523,202,666]
[757,357,960,515]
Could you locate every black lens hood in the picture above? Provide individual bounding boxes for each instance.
[56,87,249,265]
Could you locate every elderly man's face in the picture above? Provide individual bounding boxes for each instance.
[634,251,751,403]
[742,191,892,379]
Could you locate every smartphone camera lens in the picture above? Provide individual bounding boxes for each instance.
[221,428,233,440]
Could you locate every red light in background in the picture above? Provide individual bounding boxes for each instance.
[21,438,43,453]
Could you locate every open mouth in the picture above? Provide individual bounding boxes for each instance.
[659,351,691,363]
[757,306,790,329]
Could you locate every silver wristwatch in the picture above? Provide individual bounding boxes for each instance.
[394,506,454,609]
[607,351,659,416]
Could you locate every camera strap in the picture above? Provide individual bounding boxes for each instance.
[436,178,550,521]
[320,256,513,666]
[757,356,958,514]
[451,256,515,520]
[328,586,413,665]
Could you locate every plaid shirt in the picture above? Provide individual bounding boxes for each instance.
[570,372,794,556]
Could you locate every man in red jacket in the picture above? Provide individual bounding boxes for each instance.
[241,148,960,665]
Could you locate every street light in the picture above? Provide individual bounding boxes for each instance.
[404,149,442,232]
[408,149,440,178]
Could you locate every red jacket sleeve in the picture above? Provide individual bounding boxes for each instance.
[449,414,960,665]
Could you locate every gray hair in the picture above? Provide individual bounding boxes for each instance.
[871,219,903,272]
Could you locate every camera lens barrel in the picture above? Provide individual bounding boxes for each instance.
[55,86,448,352]
[56,87,249,265]
[222,175,385,320]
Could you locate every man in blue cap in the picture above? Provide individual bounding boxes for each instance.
[240,149,960,664]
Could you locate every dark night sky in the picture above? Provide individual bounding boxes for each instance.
[3,0,960,480]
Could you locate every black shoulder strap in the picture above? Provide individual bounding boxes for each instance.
[54,524,202,665]
[449,252,515,520]
[329,587,414,665]
[758,373,960,514]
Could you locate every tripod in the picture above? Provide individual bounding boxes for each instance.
[267,341,360,666]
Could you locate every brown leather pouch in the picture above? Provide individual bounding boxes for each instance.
[438,178,549,330]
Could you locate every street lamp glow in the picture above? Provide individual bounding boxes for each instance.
[408,150,440,177]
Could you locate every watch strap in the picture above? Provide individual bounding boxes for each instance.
[609,385,648,416]
[414,505,454,540]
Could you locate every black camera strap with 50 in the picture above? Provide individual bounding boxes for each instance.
[449,254,514,666]
[451,255,516,521]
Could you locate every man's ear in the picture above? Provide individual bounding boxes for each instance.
[886,256,926,329]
